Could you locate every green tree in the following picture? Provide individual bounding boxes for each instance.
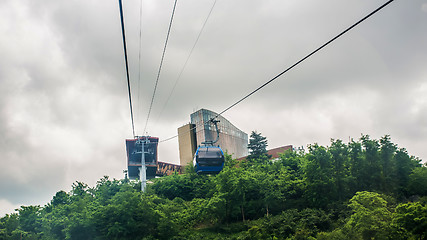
[247,131,271,162]
[215,166,265,222]
[279,149,303,175]
[344,191,393,239]
[151,172,214,201]
[395,148,421,196]
[93,188,163,239]
[329,139,350,201]
[379,135,397,193]
[393,201,427,239]
[407,167,427,196]
[260,169,286,216]
[70,181,92,202]
[51,190,71,207]
[17,205,42,234]
[0,213,19,239]
[348,139,366,193]
[239,208,330,239]
[361,135,382,191]
[92,176,123,206]
[303,144,334,208]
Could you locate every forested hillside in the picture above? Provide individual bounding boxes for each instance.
[1,135,427,239]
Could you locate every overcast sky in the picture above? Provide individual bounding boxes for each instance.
[1,0,426,216]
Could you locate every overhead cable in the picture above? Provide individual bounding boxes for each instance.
[211,0,395,121]
[118,0,136,137]
[143,0,178,134]
[160,0,395,143]
[156,0,218,122]
[160,120,211,143]
[136,0,144,130]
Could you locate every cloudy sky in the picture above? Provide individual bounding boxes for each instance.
[1,0,426,216]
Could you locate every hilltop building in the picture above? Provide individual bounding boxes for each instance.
[237,145,293,161]
[125,136,159,180]
[178,109,248,166]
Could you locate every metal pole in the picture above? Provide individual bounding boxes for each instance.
[139,137,147,192]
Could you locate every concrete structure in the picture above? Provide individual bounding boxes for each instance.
[178,123,198,167]
[178,109,248,166]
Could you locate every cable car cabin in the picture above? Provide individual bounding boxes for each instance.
[125,136,158,179]
[193,146,225,174]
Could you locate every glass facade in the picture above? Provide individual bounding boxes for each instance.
[190,109,248,158]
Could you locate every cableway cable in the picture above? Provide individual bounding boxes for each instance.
[211,0,395,121]
[160,120,212,143]
[143,0,178,134]
[160,0,395,143]
[156,0,218,121]
[136,0,144,130]
[118,0,136,137]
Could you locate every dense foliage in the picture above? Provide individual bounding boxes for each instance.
[1,135,426,239]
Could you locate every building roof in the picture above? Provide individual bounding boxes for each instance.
[268,145,293,159]
[237,145,293,161]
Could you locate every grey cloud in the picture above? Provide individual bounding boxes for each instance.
[1,0,427,216]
